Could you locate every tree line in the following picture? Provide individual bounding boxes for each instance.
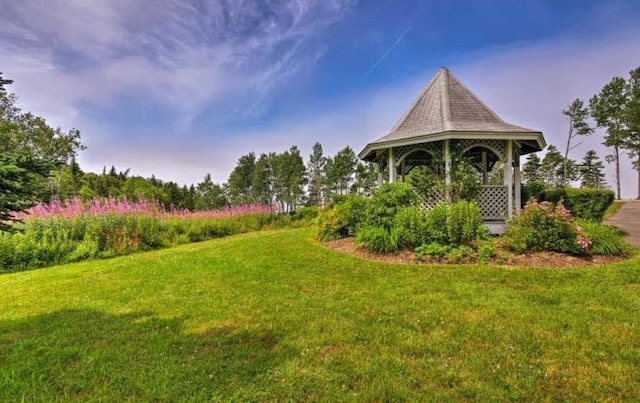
[524,67,640,199]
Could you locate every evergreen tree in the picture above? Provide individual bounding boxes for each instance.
[351,161,378,196]
[522,153,542,183]
[195,173,227,210]
[540,145,564,187]
[307,142,326,206]
[579,150,607,189]
[251,153,275,205]
[325,146,357,196]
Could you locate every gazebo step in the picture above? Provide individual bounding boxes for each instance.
[484,221,506,235]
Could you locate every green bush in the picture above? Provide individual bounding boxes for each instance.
[445,245,474,264]
[446,200,486,245]
[577,220,631,257]
[415,242,450,261]
[315,195,369,241]
[504,199,588,255]
[539,188,615,222]
[294,206,319,220]
[477,243,494,264]
[423,203,449,245]
[521,181,546,207]
[364,182,417,230]
[394,206,430,249]
[355,226,399,253]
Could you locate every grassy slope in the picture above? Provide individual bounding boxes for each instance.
[1,228,639,401]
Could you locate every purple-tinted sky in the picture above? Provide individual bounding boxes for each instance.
[2,0,640,197]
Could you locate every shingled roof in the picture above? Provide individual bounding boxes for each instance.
[359,67,545,161]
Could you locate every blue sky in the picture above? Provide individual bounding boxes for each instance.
[2,0,640,197]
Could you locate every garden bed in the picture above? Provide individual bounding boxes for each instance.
[323,237,625,267]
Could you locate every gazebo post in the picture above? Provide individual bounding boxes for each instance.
[514,155,522,213]
[481,151,488,185]
[504,140,513,218]
[388,148,396,183]
[444,139,451,201]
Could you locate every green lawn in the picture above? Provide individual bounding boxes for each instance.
[1,228,639,401]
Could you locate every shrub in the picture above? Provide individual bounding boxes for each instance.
[539,188,615,222]
[394,206,430,249]
[504,199,588,254]
[521,181,546,207]
[364,182,417,230]
[294,206,319,220]
[423,203,449,245]
[315,195,368,241]
[577,220,631,257]
[446,200,486,245]
[415,242,450,261]
[477,243,494,264]
[355,226,399,253]
[445,245,474,264]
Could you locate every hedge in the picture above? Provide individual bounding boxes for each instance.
[538,188,615,222]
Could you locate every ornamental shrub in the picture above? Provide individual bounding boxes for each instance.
[364,182,417,230]
[576,220,631,257]
[394,206,430,249]
[504,199,589,254]
[539,188,615,222]
[355,226,399,253]
[315,194,368,241]
[415,242,450,261]
[446,200,486,245]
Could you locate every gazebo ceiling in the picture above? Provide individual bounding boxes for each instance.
[359,67,546,162]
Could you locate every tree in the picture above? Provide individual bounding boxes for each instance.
[325,146,357,196]
[195,174,227,210]
[251,153,275,206]
[579,149,607,189]
[623,66,640,199]
[0,154,53,231]
[351,162,378,196]
[272,146,306,212]
[307,142,326,206]
[540,145,565,187]
[590,76,628,199]
[562,99,593,186]
[227,152,256,204]
[522,153,542,183]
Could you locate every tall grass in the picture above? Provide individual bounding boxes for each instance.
[1,198,304,272]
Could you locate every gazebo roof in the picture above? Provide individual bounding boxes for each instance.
[359,67,546,161]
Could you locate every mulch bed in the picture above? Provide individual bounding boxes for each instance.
[322,237,624,268]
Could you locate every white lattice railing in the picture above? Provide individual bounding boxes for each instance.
[479,185,508,221]
[411,188,446,210]
[412,185,508,221]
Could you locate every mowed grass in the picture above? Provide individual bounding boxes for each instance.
[1,228,639,401]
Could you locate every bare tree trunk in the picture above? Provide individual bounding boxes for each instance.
[563,129,572,187]
[615,146,621,200]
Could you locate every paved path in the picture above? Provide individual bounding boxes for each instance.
[604,200,640,247]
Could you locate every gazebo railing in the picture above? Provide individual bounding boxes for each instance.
[478,185,508,221]
[411,185,508,222]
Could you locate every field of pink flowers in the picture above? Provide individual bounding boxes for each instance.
[19,197,273,220]
[2,198,313,273]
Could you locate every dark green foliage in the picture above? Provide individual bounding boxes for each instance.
[505,200,586,255]
[355,226,399,253]
[577,220,631,257]
[294,206,318,220]
[0,154,55,232]
[364,182,417,230]
[539,188,615,222]
[424,203,449,245]
[579,150,607,189]
[415,242,450,261]
[521,180,546,207]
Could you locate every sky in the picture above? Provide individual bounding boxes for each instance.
[1,0,640,197]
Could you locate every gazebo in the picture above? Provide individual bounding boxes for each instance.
[358,67,546,233]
